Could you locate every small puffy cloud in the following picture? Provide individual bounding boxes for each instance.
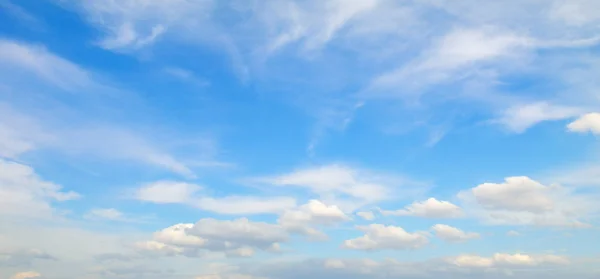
[380,198,463,218]
[470,176,554,213]
[356,211,375,220]
[567,112,600,134]
[0,159,80,218]
[153,223,206,247]
[11,271,41,279]
[278,200,350,239]
[342,224,429,251]
[136,218,287,258]
[135,181,201,204]
[458,176,596,227]
[431,224,480,243]
[450,253,569,268]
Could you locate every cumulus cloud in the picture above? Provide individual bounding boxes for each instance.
[567,113,600,135]
[136,218,286,258]
[0,159,80,218]
[278,200,350,239]
[380,198,463,218]
[458,176,596,227]
[431,224,480,243]
[342,224,429,251]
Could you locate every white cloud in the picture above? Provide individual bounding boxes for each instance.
[135,181,201,204]
[369,26,532,94]
[356,211,375,220]
[153,223,206,248]
[458,176,597,227]
[278,200,350,239]
[194,196,297,215]
[380,198,463,218]
[135,180,299,215]
[450,253,569,268]
[342,224,429,251]
[0,39,102,92]
[136,218,287,258]
[258,164,413,211]
[264,0,379,53]
[98,22,166,50]
[497,102,584,133]
[70,0,214,51]
[0,159,80,218]
[431,224,479,243]
[470,176,554,213]
[0,40,219,178]
[10,271,41,279]
[567,112,600,135]
[188,218,287,250]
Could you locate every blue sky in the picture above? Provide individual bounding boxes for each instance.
[1,0,600,278]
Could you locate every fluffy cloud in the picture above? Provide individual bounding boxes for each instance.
[342,224,429,251]
[380,198,463,218]
[458,176,596,227]
[568,113,600,134]
[431,224,480,243]
[0,159,79,218]
[470,177,554,213]
[278,200,350,239]
[136,218,286,258]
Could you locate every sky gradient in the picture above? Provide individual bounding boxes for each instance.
[1,0,600,279]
